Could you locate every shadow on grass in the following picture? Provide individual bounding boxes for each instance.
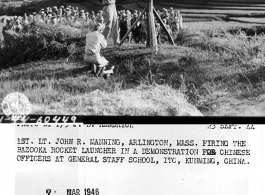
[1,62,92,81]
[237,66,265,84]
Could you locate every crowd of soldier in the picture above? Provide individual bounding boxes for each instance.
[118,7,183,44]
[0,5,102,39]
[0,5,183,44]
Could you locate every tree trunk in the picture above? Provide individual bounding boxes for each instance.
[146,0,157,53]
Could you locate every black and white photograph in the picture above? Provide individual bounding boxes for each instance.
[0,1,264,195]
[1,124,264,195]
[1,0,265,117]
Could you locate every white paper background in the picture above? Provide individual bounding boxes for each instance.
[1,124,264,195]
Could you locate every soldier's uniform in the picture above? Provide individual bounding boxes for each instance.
[51,14,58,25]
[80,10,86,20]
[85,12,90,21]
[84,23,114,77]
[168,8,174,28]
[12,20,23,33]
[160,19,172,43]
[171,17,178,38]
[155,22,161,44]
[0,22,5,42]
[101,0,120,45]
[177,12,183,30]
[131,13,141,43]
[90,11,96,21]
[119,14,128,42]
[96,11,103,23]
[140,17,147,43]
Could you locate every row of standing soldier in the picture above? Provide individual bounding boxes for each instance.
[0,5,183,44]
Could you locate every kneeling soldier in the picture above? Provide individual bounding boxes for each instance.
[84,23,114,77]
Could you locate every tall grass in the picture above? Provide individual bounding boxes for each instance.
[0,23,87,68]
[176,27,265,61]
[1,21,265,115]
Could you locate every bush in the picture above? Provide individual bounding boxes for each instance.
[0,23,86,68]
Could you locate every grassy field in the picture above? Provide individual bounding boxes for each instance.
[185,21,261,30]
[135,1,265,24]
[1,24,265,115]
[229,17,265,24]
[1,2,265,116]
[157,2,265,10]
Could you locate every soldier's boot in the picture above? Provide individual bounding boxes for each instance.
[99,66,106,77]
[103,66,115,79]
[96,66,106,77]
[93,64,97,74]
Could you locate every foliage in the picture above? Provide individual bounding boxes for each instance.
[0,23,86,68]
